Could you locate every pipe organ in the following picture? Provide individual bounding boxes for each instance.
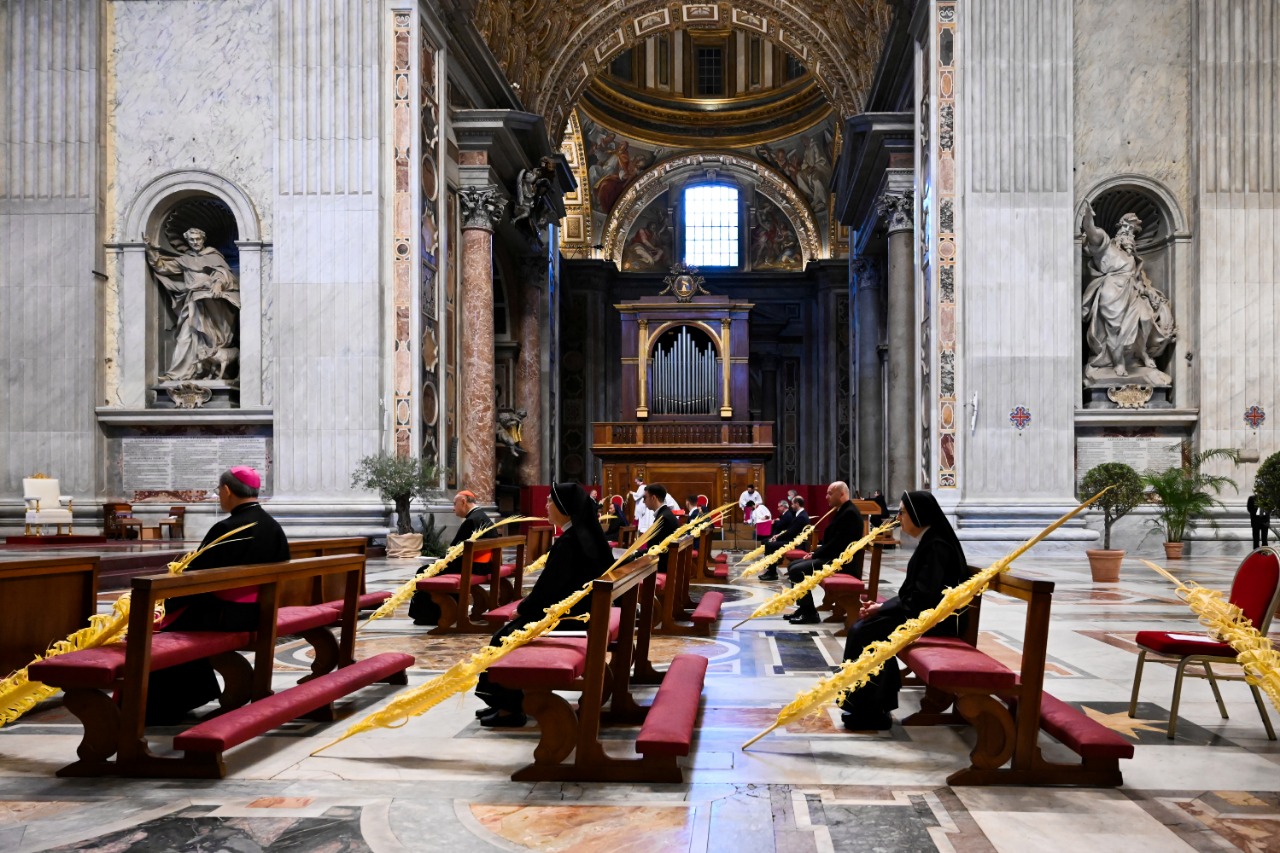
[595,292,774,517]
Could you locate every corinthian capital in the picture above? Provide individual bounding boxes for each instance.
[876,189,914,233]
[852,257,881,292]
[459,185,509,232]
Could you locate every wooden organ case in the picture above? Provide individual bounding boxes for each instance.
[593,294,774,513]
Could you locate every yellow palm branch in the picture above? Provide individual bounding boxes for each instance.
[738,543,768,564]
[522,551,551,577]
[316,524,664,753]
[646,502,738,557]
[732,520,898,629]
[0,523,256,727]
[738,508,837,578]
[363,516,544,625]
[742,491,1108,749]
[1143,559,1280,714]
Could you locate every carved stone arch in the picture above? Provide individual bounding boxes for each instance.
[602,151,822,265]
[124,169,261,242]
[469,1,892,139]
[647,319,726,362]
[1077,174,1188,240]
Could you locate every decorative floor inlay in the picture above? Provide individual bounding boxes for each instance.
[470,804,694,852]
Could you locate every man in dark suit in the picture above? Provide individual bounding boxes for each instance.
[684,495,703,522]
[784,482,863,624]
[643,483,680,573]
[760,496,810,580]
[1248,495,1271,549]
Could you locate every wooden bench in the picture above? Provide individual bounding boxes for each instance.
[820,541,884,635]
[652,537,724,637]
[0,556,98,676]
[895,568,1134,786]
[416,535,526,634]
[691,527,729,583]
[526,525,555,563]
[279,537,380,608]
[485,554,709,782]
[27,553,406,779]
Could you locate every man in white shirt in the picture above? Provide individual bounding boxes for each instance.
[738,483,762,523]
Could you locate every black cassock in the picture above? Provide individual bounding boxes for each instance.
[839,531,967,724]
[409,505,497,624]
[475,522,612,712]
[148,502,290,724]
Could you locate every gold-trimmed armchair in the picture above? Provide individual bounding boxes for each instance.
[23,474,74,535]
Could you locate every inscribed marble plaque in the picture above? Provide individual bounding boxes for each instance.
[1075,437,1182,487]
[123,437,269,492]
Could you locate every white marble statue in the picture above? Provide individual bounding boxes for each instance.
[1080,202,1175,384]
[145,228,241,382]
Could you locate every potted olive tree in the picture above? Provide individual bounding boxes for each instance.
[1143,444,1240,560]
[1253,451,1280,544]
[1081,462,1144,582]
[351,452,440,558]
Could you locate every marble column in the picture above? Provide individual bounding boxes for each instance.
[879,191,915,502]
[515,259,546,483]
[853,257,885,494]
[457,183,509,503]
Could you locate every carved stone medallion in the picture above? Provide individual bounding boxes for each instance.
[166,382,213,409]
[1106,384,1154,409]
[659,263,709,302]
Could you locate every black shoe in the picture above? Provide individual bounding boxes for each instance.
[788,611,820,624]
[479,712,528,728]
[841,711,893,731]
[475,707,500,719]
[758,570,779,581]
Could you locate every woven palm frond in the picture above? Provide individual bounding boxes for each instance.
[738,508,837,578]
[743,491,1108,748]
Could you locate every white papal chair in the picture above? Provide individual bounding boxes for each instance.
[23,474,74,535]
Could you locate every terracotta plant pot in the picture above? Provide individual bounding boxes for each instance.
[1085,549,1124,583]
[1163,541,1185,561]
[386,532,423,559]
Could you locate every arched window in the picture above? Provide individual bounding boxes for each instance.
[683,184,739,267]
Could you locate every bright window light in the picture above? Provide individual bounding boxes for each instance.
[683,184,739,267]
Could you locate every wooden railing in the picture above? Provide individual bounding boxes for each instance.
[591,421,774,459]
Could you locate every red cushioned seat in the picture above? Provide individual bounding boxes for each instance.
[498,563,517,577]
[690,591,724,625]
[1133,630,1233,657]
[655,574,667,593]
[485,638,589,689]
[29,631,250,690]
[276,605,340,635]
[416,574,489,592]
[1039,692,1135,760]
[713,553,729,564]
[484,598,523,624]
[784,549,807,560]
[173,653,414,753]
[820,575,865,593]
[636,654,708,756]
[711,565,728,579]
[909,636,972,650]
[898,644,1018,691]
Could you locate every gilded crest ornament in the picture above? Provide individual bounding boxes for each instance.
[659,263,709,302]
[1106,384,1153,409]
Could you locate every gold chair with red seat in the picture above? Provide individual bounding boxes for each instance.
[1127,547,1280,740]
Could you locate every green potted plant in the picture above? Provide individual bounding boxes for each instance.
[1142,444,1241,560]
[1254,451,1280,546]
[351,452,440,558]
[1080,462,1144,582]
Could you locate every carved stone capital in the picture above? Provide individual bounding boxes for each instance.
[876,189,915,233]
[459,185,509,232]
[852,257,881,292]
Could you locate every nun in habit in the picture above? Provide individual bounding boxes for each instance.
[474,482,614,727]
[838,490,968,731]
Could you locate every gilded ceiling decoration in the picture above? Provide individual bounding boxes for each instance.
[471,0,893,140]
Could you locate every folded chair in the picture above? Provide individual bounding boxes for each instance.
[1128,547,1280,740]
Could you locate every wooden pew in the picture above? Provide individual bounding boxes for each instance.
[280,537,370,606]
[28,553,411,779]
[416,535,526,634]
[485,554,709,783]
[526,525,555,563]
[0,556,99,676]
[691,527,729,583]
[895,567,1134,786]
[652,537,724,638]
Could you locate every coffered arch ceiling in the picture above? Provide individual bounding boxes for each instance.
[471,0,893,140]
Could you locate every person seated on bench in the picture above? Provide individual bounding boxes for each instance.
[149,466,290,725]
[409,489,496,625]
[640,484,679,573]
[603,494,624,542]
[474,482,614,727]
[745,500,772,545]
[838,490,967,731]
[783,482,863,623]
[684,495,703,523]
[759,497,809,579]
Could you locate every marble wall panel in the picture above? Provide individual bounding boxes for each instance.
[1195,0,1280,488]
[1072,0,1192,210]
[106,0,275,239]
[1,0,101,497]
[960,0,1078,501]
[272,0,382,499]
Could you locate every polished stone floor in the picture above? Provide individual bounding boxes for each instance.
[3,544,1280,852]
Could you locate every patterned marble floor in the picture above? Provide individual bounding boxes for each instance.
[3,546,1280,852]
